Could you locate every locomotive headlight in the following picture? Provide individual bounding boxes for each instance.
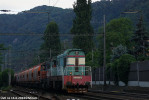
[70,72,72,75]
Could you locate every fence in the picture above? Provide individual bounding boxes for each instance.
[92,60,149,87]
[128,60,149,87]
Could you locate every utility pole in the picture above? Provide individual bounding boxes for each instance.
[37,50,40,63]
[50,48,51,60]
[38,55,40,63]
[92,49,94,62]
[137,61,140,86]
[1,65,4,72]
[48,12,50,23]
[64,40,66,50]
[5,46,12,86]
[103,15,106,86]
[8,70,11,86]
[5,52,8,70]
[8,45,12,66]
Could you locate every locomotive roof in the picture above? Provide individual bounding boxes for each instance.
[57,49,83,58]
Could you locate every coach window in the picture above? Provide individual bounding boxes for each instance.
[38,71,40,76]
[32,73,33,77]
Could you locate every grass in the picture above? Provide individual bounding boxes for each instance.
[0,86,12,91]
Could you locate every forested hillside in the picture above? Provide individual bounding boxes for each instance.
[0,0,148,71]
[1,0,149,46]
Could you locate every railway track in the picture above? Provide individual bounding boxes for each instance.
[10,89,51,100]
[12,86,149,100]
[69,93,110,100]
[0,90,21,100]
[69,92,125,100]
[88,90,149,100]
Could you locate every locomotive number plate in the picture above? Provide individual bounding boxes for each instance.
[73,76,82,79]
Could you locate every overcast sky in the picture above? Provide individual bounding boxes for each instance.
[0,0,100,14]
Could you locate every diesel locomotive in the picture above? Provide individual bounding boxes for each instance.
[14,49,92,93]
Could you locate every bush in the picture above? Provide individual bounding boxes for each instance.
[1,86,12,91]
[117,54,136,85]
[137,55,149,61]
[0,69,14,88]
[0,72,2,87]
[110,54,136,85]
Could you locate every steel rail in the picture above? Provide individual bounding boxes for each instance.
[88,90,149,100]
[11,89,51,100]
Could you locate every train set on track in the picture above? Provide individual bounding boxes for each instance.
[14,49,92,93]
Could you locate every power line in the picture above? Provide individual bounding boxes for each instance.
[0,33,42,36]
[0,33,101,36]
[53,0,59,7]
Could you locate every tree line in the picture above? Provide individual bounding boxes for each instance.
[39,0,149,85]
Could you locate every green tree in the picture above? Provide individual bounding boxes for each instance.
[0,72,2,87]
[0,44,6,71]
[106,18,133,49]
[71,0,94,53]
[117,54,136,85]
[2,69,9,87]
[107,44,128,84]
[110,44,128,62]
[107,54,136,86]
[40,22,61,62]
[98,18,133,64]
[86,50,100,68]
[0,68,14,88]
[132,16,149,60]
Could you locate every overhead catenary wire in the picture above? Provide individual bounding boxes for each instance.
[0,33,101,36]
[53,0,59,7]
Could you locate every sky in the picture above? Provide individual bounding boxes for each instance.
[0,0,100,14]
